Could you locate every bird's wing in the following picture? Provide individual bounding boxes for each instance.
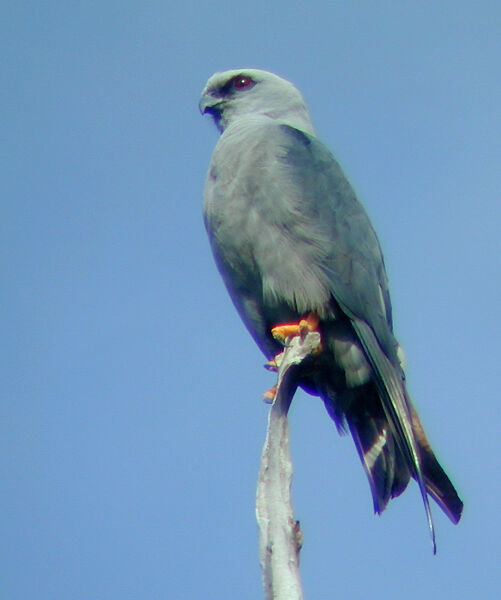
[351,318,436,551]
[269,124,397,355]
[269,124,443,549]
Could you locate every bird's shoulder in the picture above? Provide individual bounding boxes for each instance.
[269,124,399,357]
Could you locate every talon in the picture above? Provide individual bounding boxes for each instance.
[271,311,320,344]
[263,384,277,403]
[264,358,278,372]
[272,323,302,342]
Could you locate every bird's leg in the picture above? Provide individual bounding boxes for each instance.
[264,357,278,372]
[271,311,320,344]
[263,312,322,402]
[263,355,283,401]
[263,384,277,404]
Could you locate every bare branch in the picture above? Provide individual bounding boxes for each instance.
[256,331,321,600]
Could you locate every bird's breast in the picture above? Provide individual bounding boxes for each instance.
[204,132,333,321]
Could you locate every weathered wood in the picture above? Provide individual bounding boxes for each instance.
[256,332,321,600]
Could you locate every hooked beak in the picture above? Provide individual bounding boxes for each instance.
[199,94,222,116]
[199,93,225,131]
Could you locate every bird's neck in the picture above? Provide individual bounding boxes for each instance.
[222,111,315,137]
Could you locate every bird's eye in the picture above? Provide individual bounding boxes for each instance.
[233,75,254,89]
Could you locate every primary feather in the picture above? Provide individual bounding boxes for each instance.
[200,69,463,550]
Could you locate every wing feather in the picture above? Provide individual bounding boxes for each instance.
[350,318,437,552]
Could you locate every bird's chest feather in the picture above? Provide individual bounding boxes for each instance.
[203,125,332,317]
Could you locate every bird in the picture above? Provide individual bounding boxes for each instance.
[199,68,462,551]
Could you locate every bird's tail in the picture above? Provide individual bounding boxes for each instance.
[342,383,411,514]
[340,383,463,524]
[408,403,463,524]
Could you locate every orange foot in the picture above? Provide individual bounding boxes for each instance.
[264,357,278,372]
[263,384,277,403]
[271,311,320,345]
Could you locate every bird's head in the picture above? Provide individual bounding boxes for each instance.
[199,69,314,134]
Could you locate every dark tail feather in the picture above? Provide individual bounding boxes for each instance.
[343,384,411,514]
[345,387,463,525]
[319,354,462,542]
[409,404,463,524]
[334,382,463,525]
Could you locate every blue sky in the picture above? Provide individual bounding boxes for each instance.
[2,2,500,598]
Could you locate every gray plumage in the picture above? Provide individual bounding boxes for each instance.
[200,69,462,550]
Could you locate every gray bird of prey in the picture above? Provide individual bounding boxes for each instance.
[199,68,462,551]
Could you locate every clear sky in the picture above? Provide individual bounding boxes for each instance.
[2,2,500,598]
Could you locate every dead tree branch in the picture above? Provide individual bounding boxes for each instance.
[256,331,321,600]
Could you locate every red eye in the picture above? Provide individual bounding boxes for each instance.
[234,76,253,89]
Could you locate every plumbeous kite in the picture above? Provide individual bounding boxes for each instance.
[199,68,462,551]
